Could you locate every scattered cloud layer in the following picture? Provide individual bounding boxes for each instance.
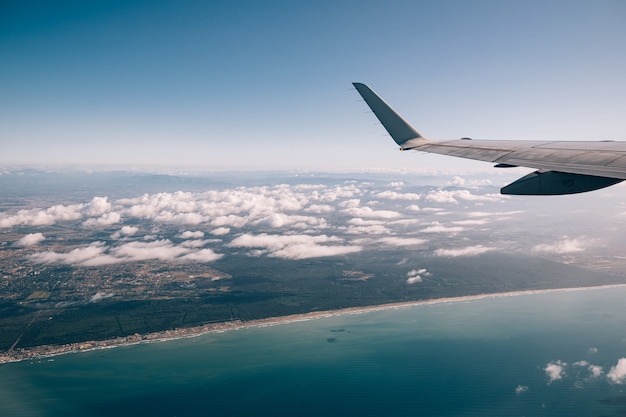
[1,178,599,269]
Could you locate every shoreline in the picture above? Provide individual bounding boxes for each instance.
[2,283,625,365]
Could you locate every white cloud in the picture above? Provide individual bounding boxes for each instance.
[181,239,210,248]
[545,361,566,383]
[210,227,230,236]
[178,249,223,262]
[345,225,392,235]
[28,240,223,266]
[29,242,112,266]
[375,190,421,201]
[83,212,121,227]
[179,230,205,239]
[254,213,327,229]
[425,189,503,204]
[532,237,587,254]
[420,222,464,233]
[228,233,361,260]
[111,226,139,239]
[378,237,427,246]
[0,203,84,227]
[448,176,493,187]
[84,197,111,216]
[467,210,524,218]
[589,365,603,378]
[406,205,420,212]
[342,206,401,219]
[14,233,46,247]
[451,219,489,226]
[406,268,430,284]
[608,358,626,384]
[514,385,528,394]
[434,245,495,257]
[304,204,334,213]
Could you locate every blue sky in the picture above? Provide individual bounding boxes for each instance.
[1,0,625,171]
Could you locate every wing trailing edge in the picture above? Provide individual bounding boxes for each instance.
[353,82,626,195]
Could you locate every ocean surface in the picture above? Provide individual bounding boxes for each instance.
[3,286,626,417]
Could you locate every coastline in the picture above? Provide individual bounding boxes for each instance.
[2,283,625,365]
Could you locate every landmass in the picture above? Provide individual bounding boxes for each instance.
[2,171,626,362]
[3,284,625,364]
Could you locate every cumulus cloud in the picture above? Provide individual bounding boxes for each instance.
[210,227,230,236]
[589,365,603,379]
[608,358,626,384]
[406,205,420,212]
[83,212,121,227]
[378,237,427,246]
[434,245,495,257]
[341,206,401,219]
[14,233,46,247]
[228,233,361,260]
[451,219,489,226]
[448,176,493,188]
[0,203,84,227]
[111,226,139,239]
[304,204,334,213]
[0,196,120,229]
[425,189,503,204]
[532,237,587,254]
[545,361,567,383]
[84,197,112,216]
[420,222,464,233]
[28,240,223,266]
[181,239,211,248]
[375,190,421,200]
[345,224,392,235]
[514,385,528,394]
[179,230,205,239]
[406,268,430,284]
[467,210,524,218]
[29,242,112,266]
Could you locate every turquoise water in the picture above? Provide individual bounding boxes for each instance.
[3,287,626,416]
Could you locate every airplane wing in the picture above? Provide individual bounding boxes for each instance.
[353,82,626,195]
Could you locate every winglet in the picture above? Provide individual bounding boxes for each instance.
[353,82,425,148]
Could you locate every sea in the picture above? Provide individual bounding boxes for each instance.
[3,286,626,417]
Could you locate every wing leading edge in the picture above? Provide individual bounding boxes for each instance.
[353,82,626,195]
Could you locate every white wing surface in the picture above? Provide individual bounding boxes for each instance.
[353,82,626,195]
